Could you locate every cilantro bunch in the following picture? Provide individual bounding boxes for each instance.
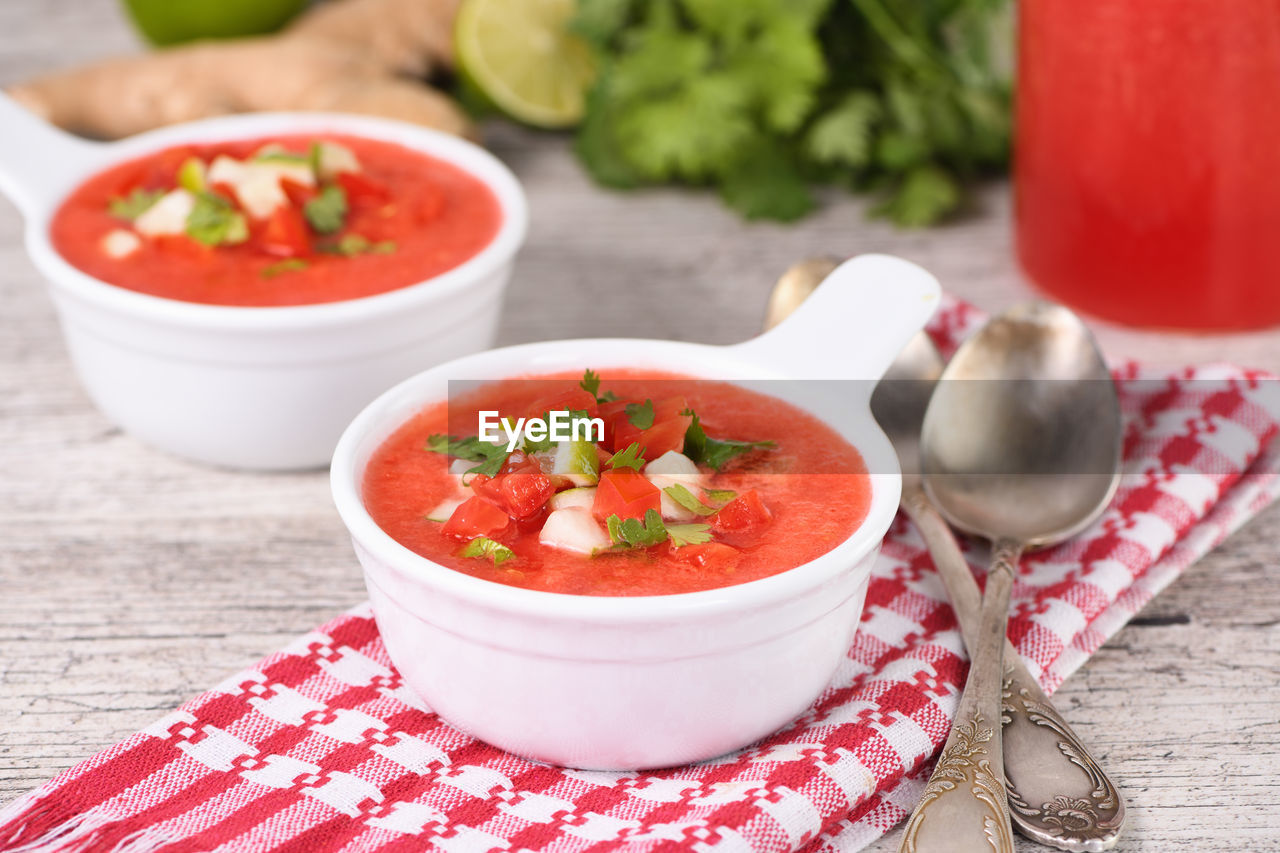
[571,0,1012,226]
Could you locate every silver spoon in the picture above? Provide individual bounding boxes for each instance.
[767,260,1126,852]
[898,302,1124,853]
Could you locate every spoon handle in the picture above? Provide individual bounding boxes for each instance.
[903,490,1125,852]
[898,538,1020,853]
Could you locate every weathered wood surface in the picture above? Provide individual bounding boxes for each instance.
[1,3,1277,851]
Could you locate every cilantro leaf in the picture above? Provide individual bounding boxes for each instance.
[185,192,249,247]
[459,536,515,566]
[606,509,668,548]
[666,522,713,547]
[320,233,396,257]
[718,136,814,222]
[108,189,164,222]
[579,369,602,399]
[607,442,646,471]
[625,399,655,429]
[682,409,776,471]
[806,91,880,168]
[303,184,348,234]
[872,165,961,228]
[425,433,508,478]
[704,488,737,504]
[663,484,716,516]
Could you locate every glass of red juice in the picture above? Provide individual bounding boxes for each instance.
[1016,1,1280,330]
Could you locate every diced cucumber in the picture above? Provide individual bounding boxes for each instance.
[134,189,196,236]
[314,142,362,180]
[101,229,141,259]
[233,169,289,219]
[539,507,611,555]
[552,437,599,486]
[426,497,465,523]
[645,450,701,479]
[549,487,595,511]
[645,450,706,521]
[178,157,207,193]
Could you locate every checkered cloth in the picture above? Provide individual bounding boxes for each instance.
[4,297,1279,853]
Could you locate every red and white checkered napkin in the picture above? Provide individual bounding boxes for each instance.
[5,297,1280,853]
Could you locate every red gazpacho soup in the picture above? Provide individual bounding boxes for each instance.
[52,134,502,307]
[363,369,872,597]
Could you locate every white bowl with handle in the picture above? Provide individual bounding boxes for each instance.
[330,254,941,770]
[0,94,527,470]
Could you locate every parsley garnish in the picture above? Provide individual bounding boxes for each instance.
[625,399,655,430]
[682,409,776,472]
[319,233,396,256]
[425,434,508,478]
[663,484,717,516]
[666,523,713,547]
[303,184,348,234]
[459,536,515,566]
[606,509,668,548]
[261,259,309,279]
[608,442,645,471]
[108,189,164,222]
[704,488,737,504]
[185,192,248,247]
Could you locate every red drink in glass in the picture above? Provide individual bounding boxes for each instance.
[1016,0,1280,330]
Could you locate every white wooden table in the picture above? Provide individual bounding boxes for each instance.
[1,3,1278,850]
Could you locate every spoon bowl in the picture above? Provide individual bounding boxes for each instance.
[921,302,1122,545]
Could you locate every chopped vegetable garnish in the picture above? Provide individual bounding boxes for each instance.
[320,233,397,256]
[682,409,776,471]
[607,442,645,471]
[261,258,309,278]
[625,399,655,429]
[178,158,207,193]
[425,433,508,478]
[108,189,165,222]
[186,192,249,247]
[663,484,717,516]
[459,536,515,566]
[606,509,668,548]
[704,488,738,504]
[303,184,348,234]
[666,523,714,547]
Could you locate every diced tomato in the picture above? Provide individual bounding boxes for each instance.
[526,388,598,420]
[257,205,311,257]
[280,178,318,207]
[668,542,740,571]
[441,496,510,541]
[597,400,632,451]
[711,490,773,534]
[612,397,692,459]
[499,467,555,519]
[592,468,661,522]
[337,171,391,204]
[209,181,239,202]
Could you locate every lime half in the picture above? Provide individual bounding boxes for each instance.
[122,0,308,46]
[455,0,596,128]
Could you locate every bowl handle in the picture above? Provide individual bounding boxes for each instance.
[730,254,941,380]
[0,91,105,219]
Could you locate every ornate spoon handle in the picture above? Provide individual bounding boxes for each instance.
[898,538,1020,853]
[904,489,1126,852]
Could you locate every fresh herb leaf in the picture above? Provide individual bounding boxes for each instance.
[704,488,738,504]
[319,233,397,256]
[261,259,309,278]
[459,536,515,566]
[606,509,668,548]
[682,409,776,471]
[425,433,508,478]
[666,522,713,547]
[108,189,165,221]
[625,398,655,429]
[608,442,645,471]
[303,184,348,234]
[579,368,616,402]
[663,484,717,516]
[185,192,248,247]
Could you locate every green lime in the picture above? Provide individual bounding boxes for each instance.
[121,0,309,46]
[454,0,596,128]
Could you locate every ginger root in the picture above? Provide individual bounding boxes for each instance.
[7,0,474,140]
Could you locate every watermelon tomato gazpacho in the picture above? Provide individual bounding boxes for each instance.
[51,134,502,307]
[363,369,872,597]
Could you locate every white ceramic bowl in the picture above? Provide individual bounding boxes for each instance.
[0,94,527,470]
[331,255,941,770]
